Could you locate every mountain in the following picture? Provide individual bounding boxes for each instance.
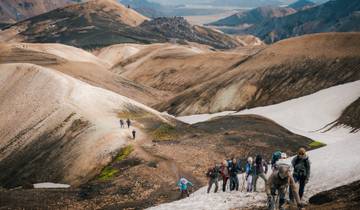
[288,0,317,11]
[248,0,360,43]
[119,0,165,18]
[139,17,241,49]
[0,0,83,24]
[0,1,242,49]
[209,6,296,27]
[153,33,360,115]
[212,0,282,7]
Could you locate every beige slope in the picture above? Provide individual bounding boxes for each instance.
[155,32,360,115]
[0,63,169,187]
[114,43,262,94]
[0,42,167,106]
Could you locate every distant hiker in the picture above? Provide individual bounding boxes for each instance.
[253,154,268,192]
[220,160,230,192]
[266,163,304,210]
[206,163,220,193]
[271,150,282,169]
[289,148,311,201]
[126,118,131,128]
[229,158,241,191]
[245,157,254,192]
[177,177,193,198]
[120,119,124,128]
[132,130,136,139]
[273,152,288,170]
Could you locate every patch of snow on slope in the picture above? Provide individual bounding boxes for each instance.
[33,183,70,189]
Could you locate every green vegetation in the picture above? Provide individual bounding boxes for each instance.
[117,111,154,120]
[98,145,134,180]
[309,141,327,149]
[152,123,178,141]
[115,145,134,161]
[98,166,119,181]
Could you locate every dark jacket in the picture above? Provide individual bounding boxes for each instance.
[206,166,220,179]
[254,160,268,175]
[292,155,311,180]
[228,161,242,177]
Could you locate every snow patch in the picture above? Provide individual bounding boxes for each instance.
[33,183,70,189]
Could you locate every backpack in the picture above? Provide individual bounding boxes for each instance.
[271,151,282,165]
[255,154,262,165]
[293,157,309,177]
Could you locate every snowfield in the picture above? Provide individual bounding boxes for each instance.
[149,81,360,210]
[33,183,70,189]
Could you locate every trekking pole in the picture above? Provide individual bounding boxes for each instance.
[275,194,279,210]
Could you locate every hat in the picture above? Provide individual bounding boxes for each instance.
[281,152,287,159]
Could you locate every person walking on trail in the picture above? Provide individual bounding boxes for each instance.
[253,154,268,192]
[177,177,193,198]
[229,158,241,191]
[290,148,311,201]
[126,118,131,128]
[132,130,136,139]
[206,163,220,193]
[245,157,254,192]
[266,163,304,210]
[220,160,229,192]
[120,119,124,128]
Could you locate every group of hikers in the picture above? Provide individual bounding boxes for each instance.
[119,118,136,139]
[177,148,311,210]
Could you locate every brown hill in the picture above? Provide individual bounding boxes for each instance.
[154,33,360,115]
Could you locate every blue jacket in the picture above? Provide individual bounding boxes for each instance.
[177,178,193,191]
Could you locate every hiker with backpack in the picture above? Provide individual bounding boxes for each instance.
[220,159,230,192]
[126,118,131,128]
[177,177,193,198]
[229,158,241,191]
[206,163,220,193]
[132,130,136,139]
[253,154,268,192]
[266,162,304,210]
[245,157,254,192]
[289,148,311,201]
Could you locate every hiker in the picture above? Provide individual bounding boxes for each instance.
[126,118,131,128]
[120,119,124,128]
[220,159,229,192]
[271,150,282,169]
[245,157,254,192]
[177,177,193,198]
[206,163,220,193]
[289,148,311,201]
[273,152,288,170]
[253,154,268,192]
[132,130,136,139]
[229,158,241,191]
[266,163,304,210]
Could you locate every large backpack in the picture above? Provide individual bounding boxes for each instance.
[293,157,309,177]
[271,151,282,165]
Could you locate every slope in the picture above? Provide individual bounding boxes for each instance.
[0,42,166,106]
[149,81,360,210]
[248,0,360,43]
[156,33,360,115]
[0,63,171,188]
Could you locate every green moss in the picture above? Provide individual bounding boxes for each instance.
[97,145,133,181]
[115,145,134,162]
[117,111,154,120]
[98,166,119,181]
[309,141,326,149]
[152,124,178,141]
